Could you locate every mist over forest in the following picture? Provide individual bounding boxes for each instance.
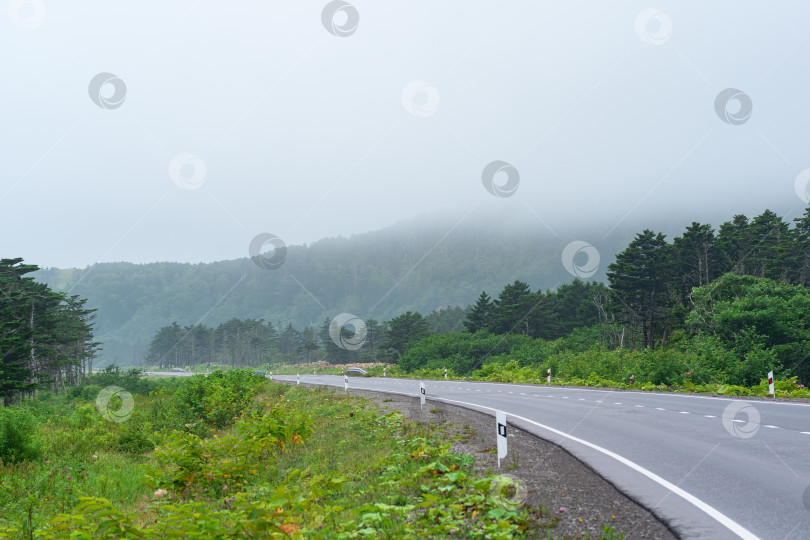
[33,205,802,367]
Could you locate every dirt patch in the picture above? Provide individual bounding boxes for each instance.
[337,386,678,539]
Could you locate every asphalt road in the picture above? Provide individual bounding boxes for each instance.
[274,374,810,540]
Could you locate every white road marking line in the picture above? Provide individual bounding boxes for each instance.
[733,419,744,423]
[578,398,586,401]
[764,425,779,429]
[595,400,603,403]
[655,408,666,411]
[704,415,716,418]
[434,396,760,540]
[613,402,622,405]
[562,396,569,399]
[635,405,644,408]
[679,411,690,415]
[520,393,527,395]
[801,431,810,435]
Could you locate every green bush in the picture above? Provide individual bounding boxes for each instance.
[67,384,102,402]
[0,408,42,464]
[116,417,155,454]
[84,366,162,396]
[397,331,534,374]
[171,370,266,434]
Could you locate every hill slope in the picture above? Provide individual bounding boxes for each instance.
[36,214,635,365]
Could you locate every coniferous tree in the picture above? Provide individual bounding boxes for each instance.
[463,292,493,333]
[385,311,430,359]
[607,230,674,348]
[747,210,791,280]
[0,258,97,400]
[715,215,753,276]
[791,207,810,285]
[488,281,537,336]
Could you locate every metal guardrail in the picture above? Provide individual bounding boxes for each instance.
[346,367,368,376]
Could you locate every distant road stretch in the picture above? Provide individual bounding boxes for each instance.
[143,371,198,377]
[273,374,810,540]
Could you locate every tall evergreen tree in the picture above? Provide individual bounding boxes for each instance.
[791,207,810,285]
[747,209,791,280]
[606,230,674,348]
[488,281,537,336]
[463,292,493,333]
[715,214,753,276]
[385,311,430,359]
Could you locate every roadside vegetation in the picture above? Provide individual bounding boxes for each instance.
[0,369,601,539]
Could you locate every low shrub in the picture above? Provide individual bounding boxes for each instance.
[0,407,41,464]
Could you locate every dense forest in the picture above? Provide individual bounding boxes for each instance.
[36,216,625,365]
[142,208,810,385]
[143,278,607,369]
[6,208,810,396]
[0,258,98,404]
[143,306,470,368]
[398,208,810,385]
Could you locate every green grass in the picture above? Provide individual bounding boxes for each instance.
[0,375,552,538]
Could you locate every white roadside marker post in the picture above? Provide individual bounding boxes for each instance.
[496,410,508,468]
[547,369,551,383]
[383,367,386,377]
[344,374,349,392]
[768,371,774,396]
[444,367,447,380]
[269,371,273,380]
[420,382,426,410]
[297,374,300,385]
[313,368,316,375]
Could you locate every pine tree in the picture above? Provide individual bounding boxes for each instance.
[748,209,790,280]
[463,292,493,333]
[715,215,752,276]
[488,281,536,335]
[606,230,674,348]
[385,311,430,359]
[791,207,810,285]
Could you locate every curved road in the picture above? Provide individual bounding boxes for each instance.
[275,374,810,539]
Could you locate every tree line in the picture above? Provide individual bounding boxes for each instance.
[437,208,810,384]
[114,207,810,386]
[0,258,99,404]
[604,208,810,350]
[144,306,470,368]
[35,217,592,365]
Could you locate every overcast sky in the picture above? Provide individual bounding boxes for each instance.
[2,1,810,268]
